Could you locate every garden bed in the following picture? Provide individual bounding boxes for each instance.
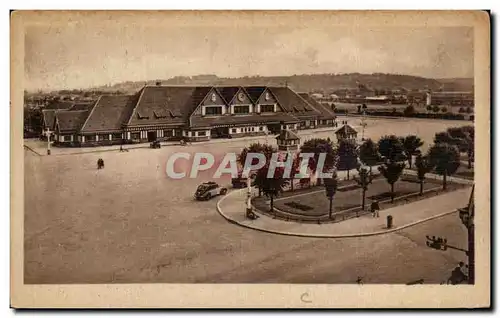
[252,174,467,224]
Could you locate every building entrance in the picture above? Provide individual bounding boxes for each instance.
[147,131,157,142]
[211,127,230,138]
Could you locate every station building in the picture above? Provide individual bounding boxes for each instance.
[46,84,337,147]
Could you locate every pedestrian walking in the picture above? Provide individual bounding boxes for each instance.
[371,200,380,218]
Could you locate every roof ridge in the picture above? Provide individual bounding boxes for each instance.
[126,87,147,126]
[227,87,251,105]
[213,87,230,105]
[253,86,268,104]
[189,86,222,117]
[267,87,287,111]
[290,89,321,114]
[79,96,101,132]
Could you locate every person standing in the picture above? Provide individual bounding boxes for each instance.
[371,200,380,218]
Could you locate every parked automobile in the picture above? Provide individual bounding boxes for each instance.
[150,140,161,149]
[231,173,256,189]
[194,182,228,201]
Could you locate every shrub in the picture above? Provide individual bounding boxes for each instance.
[432,105,440,113]
[440,106,448,113]
[426,105,432,111]
[458,107,465,113]
[466,107,473,114]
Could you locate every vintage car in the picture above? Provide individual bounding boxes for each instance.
[194,182,228,201]
[231,173,257,189]
[150,140,161,149]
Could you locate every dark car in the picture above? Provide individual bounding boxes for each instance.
[231,173,256,189]
[194,182,228,201]
[150,140,161,149]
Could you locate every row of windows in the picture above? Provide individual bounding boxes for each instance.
[231,127,265,134]
[205,107,222,115]
[260,105,275,112]
[60,133,123,142]
[204,104,275,115]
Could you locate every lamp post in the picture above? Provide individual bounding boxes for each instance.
[246,172,256,218]
[43,128,53,155]
[360,110,367,141]
[458,185,475,284]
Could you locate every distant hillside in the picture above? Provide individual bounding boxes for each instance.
[92,73,474,95]
[435,78,474,92]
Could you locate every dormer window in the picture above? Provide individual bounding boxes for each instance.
[233,105,250,114]
[205,106,223,116]
[153,110,167,119]
[137,112,149,120]
[260,104,274,113]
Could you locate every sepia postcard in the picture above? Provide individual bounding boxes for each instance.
[11,10,490,308]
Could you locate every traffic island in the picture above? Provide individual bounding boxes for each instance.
[251,174,467,225]
[216,186,473,238]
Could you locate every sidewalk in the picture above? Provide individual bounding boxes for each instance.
[404,169,474,185]
[23,125,346,157]
[216,186,472,238]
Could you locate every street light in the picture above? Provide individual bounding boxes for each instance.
[42,127,53,155]
[360,110,367,141]
[245,172,258,220]
[458,185,474,284]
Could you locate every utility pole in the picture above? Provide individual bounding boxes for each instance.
[43,127,53,155]
[459,185,475,284]
[426,186,475,285]
[428,186,474,284]
[246,175,252,215]
[360,110,367,141]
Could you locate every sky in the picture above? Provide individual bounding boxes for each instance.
[24,21,474,91]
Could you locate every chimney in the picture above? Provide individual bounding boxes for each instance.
[155,81,162,86]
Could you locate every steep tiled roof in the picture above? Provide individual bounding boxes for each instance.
[298,93,336,120]
[42,109,57,129]
[127,86,202,127]
[69,102,94,111]
[216,86,240,104]
[190,113,299,128]
[188,87,214,112]
[276,129,300,141]
[80,95,136,133]
[244,86,266,103]
[335,124,358,136]
[44,101,75,110]
[55,110,89,132]
[268,87,318,114]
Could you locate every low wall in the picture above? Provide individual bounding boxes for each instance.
[252,176,468,224]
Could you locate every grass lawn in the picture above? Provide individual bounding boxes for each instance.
[253,175,466,223]
[409,162,474,181]
[454,164,474,180]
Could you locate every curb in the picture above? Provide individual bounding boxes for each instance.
[216,189,460,238]
[23,145,42,156]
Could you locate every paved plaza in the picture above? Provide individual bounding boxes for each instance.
[24,117,472,284]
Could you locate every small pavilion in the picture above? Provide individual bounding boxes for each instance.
[334,124,358,143]
[276,129,301,152]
